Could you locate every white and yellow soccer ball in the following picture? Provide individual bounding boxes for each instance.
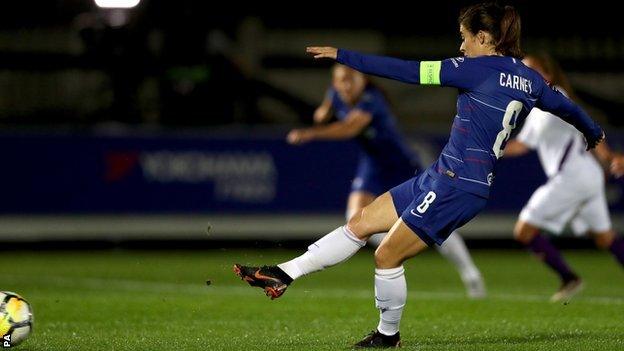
[1,291,33,348]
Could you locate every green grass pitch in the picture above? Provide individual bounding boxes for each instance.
[2,248,624,350]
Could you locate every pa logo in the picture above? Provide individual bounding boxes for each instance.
[2,334,10,348]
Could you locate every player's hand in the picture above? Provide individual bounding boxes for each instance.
[287,129,313,145]
[306,47,338,60]
[585,130,605,151]
[610,154,624,178]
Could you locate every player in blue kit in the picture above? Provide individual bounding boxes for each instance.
[234,2,604,347]
[287,64,486,298]
[287,64,420,209]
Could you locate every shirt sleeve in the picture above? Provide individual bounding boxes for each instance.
[439,57,487,90]
[535,81,603,141]
[336,49,484,90]
[337,49,421,84]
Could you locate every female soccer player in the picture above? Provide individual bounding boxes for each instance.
[235,3,604,347]
[504,53,624,303]
[287,64,486,298]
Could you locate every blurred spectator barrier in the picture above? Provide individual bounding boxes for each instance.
[0,129,622,240]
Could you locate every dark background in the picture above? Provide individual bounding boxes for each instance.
[1,1,621,129]
[1,1,622,246]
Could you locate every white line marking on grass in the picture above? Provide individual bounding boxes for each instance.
[7,275,624,306]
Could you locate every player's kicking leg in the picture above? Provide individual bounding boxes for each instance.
[233,192,398,299]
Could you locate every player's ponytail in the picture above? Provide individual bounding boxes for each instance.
[497,5,522,58]
[459,2,523,58]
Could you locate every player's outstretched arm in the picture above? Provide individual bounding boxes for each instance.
[287,110,372,145]
[307,47,338,59]
[610,153,624,178]
[593,142,624,178]
[537,85,604,150]
[307,47,421,84]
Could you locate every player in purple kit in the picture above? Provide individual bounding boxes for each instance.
[287,64,486,298]
[234,2,604,347]
[504,53,624,302]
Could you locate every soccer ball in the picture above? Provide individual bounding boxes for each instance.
[1,292,33,348]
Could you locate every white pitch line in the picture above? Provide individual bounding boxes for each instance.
[6,274,624,306]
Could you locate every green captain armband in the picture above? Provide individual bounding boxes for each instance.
[419,61,441,85]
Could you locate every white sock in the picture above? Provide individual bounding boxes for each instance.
[375,266,406,336]
[436,231,481,282]
[277,226,366,280]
